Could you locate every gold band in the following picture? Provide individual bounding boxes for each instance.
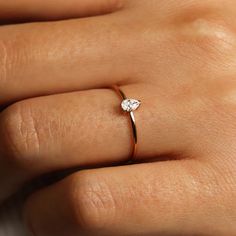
[112,85,140,161]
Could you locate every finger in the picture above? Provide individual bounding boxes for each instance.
[0,0,123,22]
[0,85,187,202]
[0,14,130,105]
[23,160,235,236]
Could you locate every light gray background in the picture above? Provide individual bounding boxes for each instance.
[0,195,30,236]
[0,170,75,236]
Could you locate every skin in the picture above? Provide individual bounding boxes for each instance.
[0,0,235,235]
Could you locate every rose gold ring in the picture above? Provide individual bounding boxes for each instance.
[112,85,141,161]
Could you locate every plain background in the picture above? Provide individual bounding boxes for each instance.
[0,195,30,236]
[0,171,72,236]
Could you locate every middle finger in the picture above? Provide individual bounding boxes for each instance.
[0,13,130,105]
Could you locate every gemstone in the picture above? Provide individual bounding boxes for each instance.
[121,99,141,112]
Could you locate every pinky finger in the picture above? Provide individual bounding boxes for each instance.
[23,160,235,236]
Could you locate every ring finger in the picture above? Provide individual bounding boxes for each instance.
[0,84,187,202]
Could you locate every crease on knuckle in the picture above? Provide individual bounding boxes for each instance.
[0,35,33,91]
[70,174,117,231]
[0,102,40,165]
[0,40,11,86]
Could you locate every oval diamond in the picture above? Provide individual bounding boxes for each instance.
[121,99,141,112]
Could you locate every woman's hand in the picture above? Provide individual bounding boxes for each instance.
[0,0,236,235]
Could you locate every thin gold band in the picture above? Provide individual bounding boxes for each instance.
[112,85,138,160]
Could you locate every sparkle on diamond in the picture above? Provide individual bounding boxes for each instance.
[121,99,141,112]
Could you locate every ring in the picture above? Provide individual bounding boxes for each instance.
[112,85,141,161]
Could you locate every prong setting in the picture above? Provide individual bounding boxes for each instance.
[121,99,141,112]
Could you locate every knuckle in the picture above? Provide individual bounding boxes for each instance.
[0,102,40,165]
[0,39,12,86]
[186,20,233,54]
[69,173,117,232]
[175,4,236,56]
[0,35,32,92]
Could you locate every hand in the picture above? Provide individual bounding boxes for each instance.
[0,0,236,235]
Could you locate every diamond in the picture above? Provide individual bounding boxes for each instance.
[121,99,141,112]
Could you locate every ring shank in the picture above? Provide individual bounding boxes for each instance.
[112,85,138,160]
